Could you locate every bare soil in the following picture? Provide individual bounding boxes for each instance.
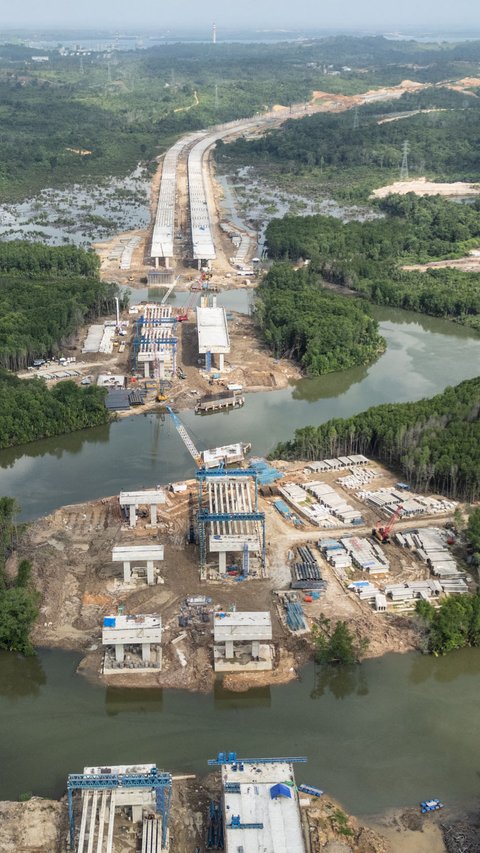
[19,456,461,698]
[371,177,480,199]
[0,798,68,853]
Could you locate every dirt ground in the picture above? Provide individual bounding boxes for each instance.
[371,176,480,199]
[19,455,463,698]
[0,797,68,853]
[1,789,477,853]
[402,253,480,272]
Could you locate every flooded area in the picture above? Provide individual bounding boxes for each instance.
[0,165,150,247]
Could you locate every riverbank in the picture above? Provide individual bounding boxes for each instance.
[2,789,478,853]
[19,451,467,693]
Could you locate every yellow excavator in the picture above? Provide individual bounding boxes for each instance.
[156,379,169,403]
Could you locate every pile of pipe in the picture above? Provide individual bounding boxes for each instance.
[291,545,327,590]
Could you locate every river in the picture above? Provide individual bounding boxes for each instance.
[2,299,480,817]
[1,647,480,817]
[1,302,480,522]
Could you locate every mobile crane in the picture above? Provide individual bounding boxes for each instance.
[372,505,404,544]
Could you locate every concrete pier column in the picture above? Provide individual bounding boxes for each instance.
[150,504,157,526]
[155,256,159,269]
[146,560,154,584]
[165,257,170,268]
[115,643,124,663]
[142,643,151,662]
[159,361,165,380]
[123,561,131,582]
[252,640,260,659]
[219,551,227,573]
[198,259,202,270]
[144,361,150,379]
[129,505,136,528]
[225,640,234,659]
[218,353,224,371]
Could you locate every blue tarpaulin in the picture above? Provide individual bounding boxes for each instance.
[270,783,292,800]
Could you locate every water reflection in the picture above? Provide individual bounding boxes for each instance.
[0,651,46,699]
[0,422,111,469]
[105,687,163,716]
[213,680,271,709]
[409,646,480,685]
[292,363,370,402]
[310,664,369,701]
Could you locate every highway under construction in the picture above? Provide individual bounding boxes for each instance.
[150,107,313,273]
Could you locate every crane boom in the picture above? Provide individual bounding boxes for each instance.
[166,406,202,468]
[372,504,404,544]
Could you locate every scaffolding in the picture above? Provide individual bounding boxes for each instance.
[196,469,266,578]
[67,768,172,851]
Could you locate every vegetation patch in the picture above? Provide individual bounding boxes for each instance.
[0,498,38,656]
[416,593,480,655]
[271,376,480,500]
[265,194,480,328]
[255,264,385,375]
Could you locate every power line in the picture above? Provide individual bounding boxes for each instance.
[400,140,410,180]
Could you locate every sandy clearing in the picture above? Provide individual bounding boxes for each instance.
[371,176,480,198]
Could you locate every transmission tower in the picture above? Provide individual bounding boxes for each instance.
[214,83,219,110]
[79,54,84,75]
[353,106,359,130]
[107,60,112,85]
[400,140,410,180]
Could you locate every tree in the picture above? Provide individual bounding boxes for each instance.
[314,620,367,665]
[467,507,480,553]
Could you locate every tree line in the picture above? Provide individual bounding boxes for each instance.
[270,377,480,501]
[0,241,120,370]
[0,371,110,450]
[255,263,385,375]
[0,497,39,656]
[264,195,480,328]
[416,594,480,655]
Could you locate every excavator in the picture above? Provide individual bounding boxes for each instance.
[372,505,404,544]
[156,380,169,403]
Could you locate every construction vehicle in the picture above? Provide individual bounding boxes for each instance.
[372,505,404,544]
[156,380,169,403]
[177,290,199,322]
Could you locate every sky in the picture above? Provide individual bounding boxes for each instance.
[2,0,480,33]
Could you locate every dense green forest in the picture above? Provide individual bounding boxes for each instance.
[0,371,109,449]
[271,377,480,500]
[416,594,480,655]
[0,241,119,369]
[3,36,480,200]
[255,264,384,374]
[0,497,39,656]
[265,195,480,328]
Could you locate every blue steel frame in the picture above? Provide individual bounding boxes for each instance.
[67,770,172,851]
[195,469,265,572]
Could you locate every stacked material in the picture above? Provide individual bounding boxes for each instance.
[357,487,456,518]
[317,539,352,569]
[291,545,327,591]
[337,468,378,489]
[409,528,461,579]
[307,481,363,524]
[305,455,369,473]
[340,536,390,574]
[285,599,307,631]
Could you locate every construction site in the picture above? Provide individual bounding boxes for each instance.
[19,420,473,698]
